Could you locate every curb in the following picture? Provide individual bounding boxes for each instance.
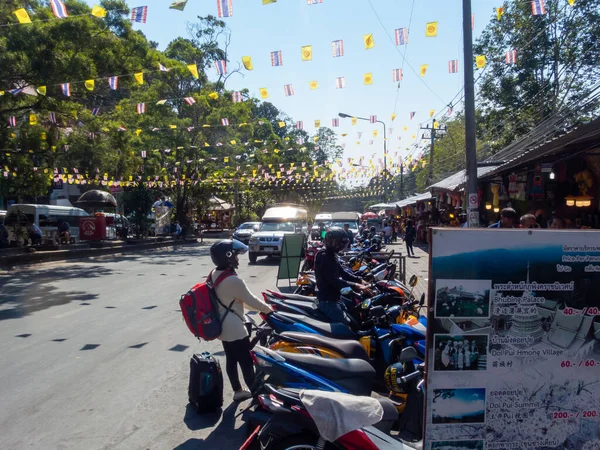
[0,238,204,269]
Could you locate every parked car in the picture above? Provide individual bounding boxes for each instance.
[248,205,308,263]
[232,221,261,244]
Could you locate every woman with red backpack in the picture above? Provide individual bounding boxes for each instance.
[210,240,273,401]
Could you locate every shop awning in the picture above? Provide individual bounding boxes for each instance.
[369,202,397,209]
[207,196,235,211]
[427,165,501,192]
[394,192,432,208]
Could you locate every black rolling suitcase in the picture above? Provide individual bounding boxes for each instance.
[188,352,224,413]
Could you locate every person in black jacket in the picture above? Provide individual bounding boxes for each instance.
[314,227,366,324]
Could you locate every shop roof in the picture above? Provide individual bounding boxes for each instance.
[394,192,432,208]
[427,165,501,192]
[481,115,600,177]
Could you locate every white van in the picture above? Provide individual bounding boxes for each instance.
[248,205,308,263]
[4,204,89,243]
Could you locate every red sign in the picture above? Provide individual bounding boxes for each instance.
[79,216,107,241]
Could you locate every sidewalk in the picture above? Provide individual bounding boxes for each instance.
[0,237,202,268]
[389,240,430,303]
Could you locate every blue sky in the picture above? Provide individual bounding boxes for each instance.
[86,0,501,168]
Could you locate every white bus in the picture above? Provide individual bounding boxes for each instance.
[3,204,89,243]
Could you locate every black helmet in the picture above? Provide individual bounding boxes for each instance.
[384,363,407,394]
[370,226,376,234]
[362,230,369,239]
[210,239,248,270]
[324,226,348,253]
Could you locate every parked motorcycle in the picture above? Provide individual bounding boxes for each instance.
[243,347,425,450]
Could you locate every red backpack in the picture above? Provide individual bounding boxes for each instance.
[180,269,235,341]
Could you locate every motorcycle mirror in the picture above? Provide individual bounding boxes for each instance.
[409,275,418,287]
[340,287,354,296]
[370,305,386,318]
[399,346,419,363]
[419,293,425,306]
[361,299,372,309]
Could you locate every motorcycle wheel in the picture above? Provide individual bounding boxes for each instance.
[270,434,335,450]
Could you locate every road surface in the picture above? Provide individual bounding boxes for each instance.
[0,244,282,450]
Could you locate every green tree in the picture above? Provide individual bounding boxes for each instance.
[474,0,600,151]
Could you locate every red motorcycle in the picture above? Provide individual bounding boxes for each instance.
[300,240,323,272]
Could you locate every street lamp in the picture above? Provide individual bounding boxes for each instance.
[338,112,391,202]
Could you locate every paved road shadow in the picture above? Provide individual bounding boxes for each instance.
[0,265,106,320]
[177,403,247,449]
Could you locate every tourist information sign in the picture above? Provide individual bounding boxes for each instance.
[426,229,600,450]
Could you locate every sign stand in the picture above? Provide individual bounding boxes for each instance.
[276,234,305,290]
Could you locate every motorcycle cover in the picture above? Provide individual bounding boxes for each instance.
[299,390,383,442]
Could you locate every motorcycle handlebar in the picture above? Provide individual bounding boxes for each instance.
[400,370,422,385]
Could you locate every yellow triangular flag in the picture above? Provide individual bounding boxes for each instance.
[36,86,46,96]
[476,55,486,68]
[404,126,408,131]
[278,121,285,128]
[496,7,504,20]
[430,110,435,117]
[29,114,37,125]
[169,125,177,129]
[364,73,373,85]
[314,120,321,128]
[309,81,318,90]
[230,140,237,145]
[433,121,439,129]
[420,64,429,77]
[260,88,269,99]
[567,0,574,5]
[187,64,199,79]
[134,72,144,84]
[85,80,95,91]
[352,117,357,126]
[224,157,229,163]
[425,22,438,37]
[208,92,219,99]
[91,5,107,17]
[14,8,31,24]
[263,0,277,4]
[364,34,375,49]
[391,113,397,121]
[301,45,312,61]
[156,99,167,105]
[242,56,253,71]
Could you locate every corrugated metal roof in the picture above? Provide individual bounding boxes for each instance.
[427,165,501,192]
[394,192,432,208]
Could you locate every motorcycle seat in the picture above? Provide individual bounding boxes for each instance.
[277,313,356,339]
[278,351,375,396]
[279,332,369,361]
[279,293,317,303]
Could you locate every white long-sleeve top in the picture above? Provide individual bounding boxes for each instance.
[212,269,272,342]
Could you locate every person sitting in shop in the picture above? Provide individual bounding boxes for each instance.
[520,214,540,229]
[488,208,517,228]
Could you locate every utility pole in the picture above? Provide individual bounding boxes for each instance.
[420,121,447,185]
[463,0,479,227]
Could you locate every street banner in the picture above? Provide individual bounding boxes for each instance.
[426,228,600,450]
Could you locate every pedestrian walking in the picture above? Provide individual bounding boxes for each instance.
[404,219,416,257]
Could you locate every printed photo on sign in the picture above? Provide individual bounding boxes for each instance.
[435,279,492,319]
[429,440,484,450]
[431,388,486,425]
[433,334,488,372]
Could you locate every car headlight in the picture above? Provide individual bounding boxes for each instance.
[249,237,258,244]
